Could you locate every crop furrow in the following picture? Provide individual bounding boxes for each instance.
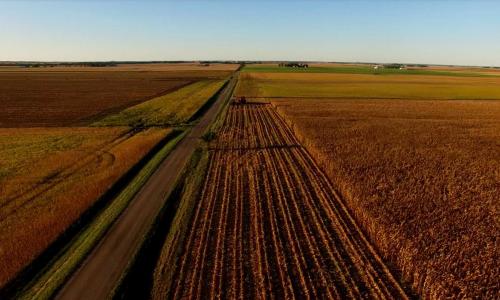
[266,106,295,146]
[274,148,351,298]
[199,152,231,298]
[208,151,233,299]
[293,146,408,299]
[226,150,243,299]
[280,147,364,298]
[272,148,341,298]
[258,106,277,147]
[170,152,223,299]
[262,149,315,298]
[248,156,276,299]
[259,155,297,299]
[292,148,381,297]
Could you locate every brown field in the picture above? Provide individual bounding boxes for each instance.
[272,98,500,298]
[155,104,409,299]
[0,63,239,72]
[0,127,171,288]
[0,69,231,127]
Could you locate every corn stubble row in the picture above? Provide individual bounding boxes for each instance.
[273,99,500,299]
[160,104,408,299]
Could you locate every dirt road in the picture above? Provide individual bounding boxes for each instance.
[56,74,238,300]
[166,104,409,299]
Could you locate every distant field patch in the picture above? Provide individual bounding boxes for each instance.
[94,80,226,127]
[0,127,171,288]
[236,72,500,100]
[242,64,499,77]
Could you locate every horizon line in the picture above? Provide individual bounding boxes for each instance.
[1,60,499,68]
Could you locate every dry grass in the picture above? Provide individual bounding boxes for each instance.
[272,98,500,299]
[0,127,171,288]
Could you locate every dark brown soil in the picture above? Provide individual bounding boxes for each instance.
[0,70,230,127]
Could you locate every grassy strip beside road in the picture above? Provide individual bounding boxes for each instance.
[202,73,239,142]
[93,80,227,127]
[187,80,229,123]
[17,130,187,300]
[115,73,238,299]
[151,77,235,298]
[115,147,209,299]
[151,147,209,299]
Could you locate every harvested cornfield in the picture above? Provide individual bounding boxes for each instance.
[0,127,171,288]
[155,104,409,299]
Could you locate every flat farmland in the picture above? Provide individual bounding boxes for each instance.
[0,69,231,127]
[242,63,500,77]
[154,104,409,299]
[0,64,234,291]
[236,71,500,100]
[233,69,500,298]
[0,127,171,287]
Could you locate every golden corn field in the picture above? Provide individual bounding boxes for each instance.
[272,98,500,299]
[157,103,410,299]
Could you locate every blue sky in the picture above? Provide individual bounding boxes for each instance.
[1,1,499,66]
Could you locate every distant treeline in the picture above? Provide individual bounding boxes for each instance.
[0,61,241,68]
[383,63,406,69]
[278,63,309,68]
[406,64,429,68]
[381,63,429,69]
[7,62,118,68]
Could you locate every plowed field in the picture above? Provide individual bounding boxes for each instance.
[0,69,232,127]
[166,104,409,299]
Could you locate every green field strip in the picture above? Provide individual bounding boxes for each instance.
[242,65,499,78]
